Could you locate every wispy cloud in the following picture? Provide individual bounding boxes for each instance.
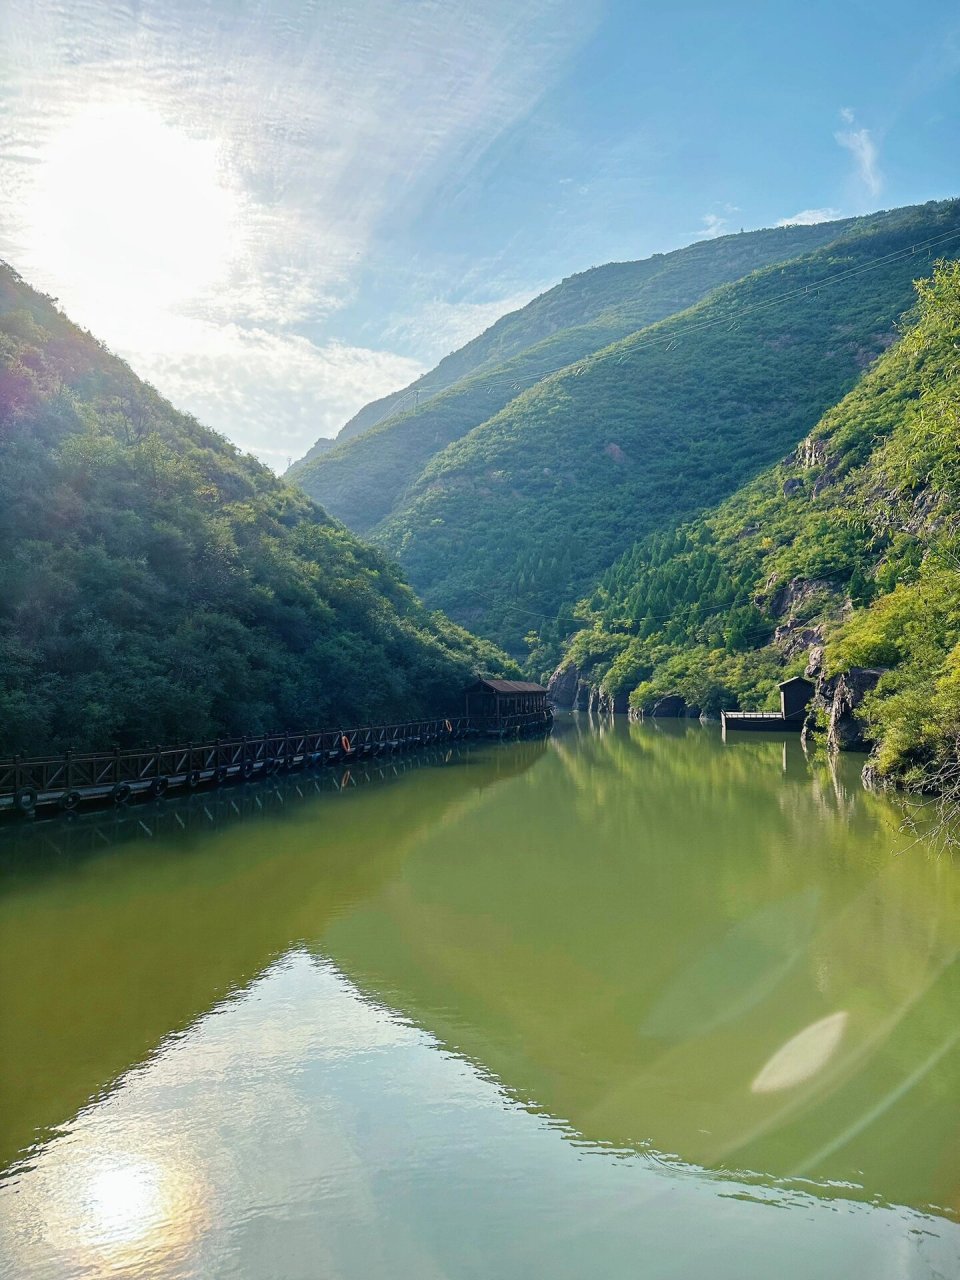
[0,0,596,464]
[835,108,882,199]
[691,203,740,241]
[383,288,544,361]
[776,208,841,226]
[126,319,425,468]
[696,213,728,239]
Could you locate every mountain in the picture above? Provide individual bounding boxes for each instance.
[556,258,960,787]
[0,264,513,757]
[288,219,852,525]
[368,200,960,653]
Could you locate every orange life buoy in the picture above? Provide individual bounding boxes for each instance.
[341,734,351,753]
[445,719,453,733]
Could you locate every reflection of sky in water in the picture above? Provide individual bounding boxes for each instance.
[1,954,957,1280]
[2,726,959,1279]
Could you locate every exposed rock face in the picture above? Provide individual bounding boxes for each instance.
[589,686,615,716]
[860,760,888,791]
[827,667,885,752]
[775,622,823,659]
[802,664,885,752]
[547,667,629,715]
[547,663,580,708]
[782,477,804,497]
[805,645,825,679]
[765,577,846,659]
[548,662,616,714]
[768,576,835,618]
[797,435,828,469]
[651,695,687,718]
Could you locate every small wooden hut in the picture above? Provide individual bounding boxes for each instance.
[721,676,815,733]
[465,678,548,728]
[778,676,815,720]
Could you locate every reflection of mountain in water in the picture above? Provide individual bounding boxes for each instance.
[3,722,958,1221]
[318,719,960,1219]
[0,741,547,1170]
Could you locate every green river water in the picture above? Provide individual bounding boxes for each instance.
[0,716,958,1279]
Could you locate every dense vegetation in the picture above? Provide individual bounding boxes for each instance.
[375,200,960,653]
[290,220,850,527]
[561,258,960,785]
[0,265,513,756]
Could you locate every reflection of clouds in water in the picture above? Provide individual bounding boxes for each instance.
[2,950,958,1279]
[151,951,420,1091]
[751,1012,849,1094]
[3,1142,208,1278]
[0,953,408,1278]
[0,951,496,1279]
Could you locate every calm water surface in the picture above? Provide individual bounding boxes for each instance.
[1,717,959,1279]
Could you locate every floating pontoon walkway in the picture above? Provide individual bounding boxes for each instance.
[0,709,553,816]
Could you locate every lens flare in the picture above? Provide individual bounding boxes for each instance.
[751,1011,849,1094]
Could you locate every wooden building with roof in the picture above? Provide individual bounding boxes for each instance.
[465,678,549,730]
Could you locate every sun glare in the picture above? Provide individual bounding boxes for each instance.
[86,1161,166,1246]
[25,102,240,333]
[50,1150,208,1272]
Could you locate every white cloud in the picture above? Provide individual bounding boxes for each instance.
[125,317,425,468]
[834,109,882,199]
[776,207,841,226]
[0,0,596,462]
[383,288,544,362]
[696,213,728,239]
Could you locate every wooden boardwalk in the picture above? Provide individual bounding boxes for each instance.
[0,710,554,816]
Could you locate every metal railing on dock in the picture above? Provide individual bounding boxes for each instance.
[0,709,553,815]
[720,709,805,732]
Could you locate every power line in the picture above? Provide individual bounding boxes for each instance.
[438,229,960,633]
[348,224,960,438]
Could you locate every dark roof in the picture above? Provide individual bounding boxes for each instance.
[468,678,548,694]
[778,676,815,689]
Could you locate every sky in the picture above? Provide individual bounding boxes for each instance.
[0,0,957,469]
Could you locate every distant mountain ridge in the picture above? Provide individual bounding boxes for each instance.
[288,219,853,513]
[287,200,960,658]
[381,201,960,651]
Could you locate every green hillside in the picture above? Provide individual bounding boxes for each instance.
[560,258,960,786]
[375,200,960,653]
[0,265,512,757]
[290,220,851,526]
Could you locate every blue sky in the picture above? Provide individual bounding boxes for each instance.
[0,0,956,466]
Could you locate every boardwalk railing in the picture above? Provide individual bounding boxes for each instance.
[0,710,553,815]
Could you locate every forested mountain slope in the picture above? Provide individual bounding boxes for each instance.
[559,259,960,786]
[290,220,850,523]
[0,265,512,756]
[376,200,960,653]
